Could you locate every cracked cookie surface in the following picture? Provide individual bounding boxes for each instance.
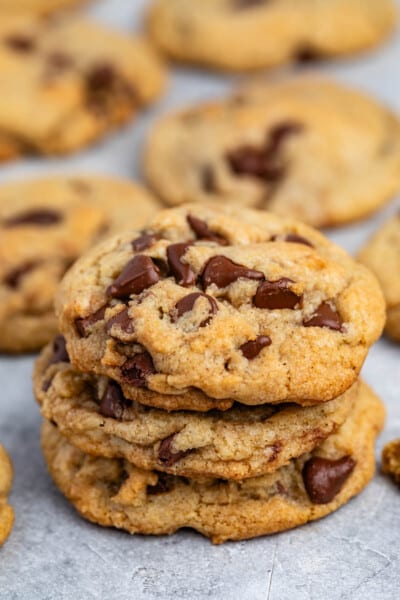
[35,340,358,479]
[145,77,400,228]
[0,444,14,546]
[147,0,396,72]
[41,382,385,543]
[0,176,161,353]
[56,204,385,408]
[358,213,400,342]
[0,14,165,160]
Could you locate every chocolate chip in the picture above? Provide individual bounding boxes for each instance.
[147,474,172,495]
[158,434,190,467]
[227,121,302,183]
[121,352,155,387]
[254,278,302,310]
[107,255,160,299]
[86,63,116,93]
[200,164,217,193]
[296,47,320,62]
[5,35,35,53]
[268,122,303,150]
[202,256,264,288]
[227,145,282,181]
[187,214,227,245]
[85,63,134,113]
[99,381,132,419]
[75,306,106,338]
[272,233,313,248]
[172,292,218,327]
[240,335,271,359]
[303,302,343,331]
[3,261,36,288]
[303,456,356,504]
[3,209,62,227]
[131,233,159,253]
[167,243,196,287]
[47,335,69,366]
[106,308,134,336]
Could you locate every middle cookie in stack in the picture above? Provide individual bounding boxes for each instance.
[35,204,386,543]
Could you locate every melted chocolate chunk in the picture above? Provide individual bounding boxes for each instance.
[202,256,264,288]
[5,35,35,53]
[227,121,302,182]
[303,456,356,504]
[167,243,196,287]
[131,233,159,253]
[75,306,106,338]
[106,307,134,336]
[172,292,218,327]
[303,302,343,331]
[158,434,191,467]
[121,352,155,387]
[3,261,36,288]
[107,255,160,299]
[227,145,282,181]
[200,164,217,193]
[99,381,132,419]
[187,214,227,245]
[254,278,302,310]
[47,335,70,366]
[3,209,62,228]
[271,233,313,248]
[240,335,271,359]
[85,63,134,112]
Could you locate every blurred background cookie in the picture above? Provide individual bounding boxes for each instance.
[144,77,400,228]
[0,176,161,353]
[147,0,396,71]
[0,13,166,160]
[358,213,400,342]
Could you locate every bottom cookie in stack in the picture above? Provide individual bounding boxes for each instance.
[0,443,14,546]
[39,371,384,543]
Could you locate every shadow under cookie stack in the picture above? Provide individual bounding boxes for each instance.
[34,204,386,544]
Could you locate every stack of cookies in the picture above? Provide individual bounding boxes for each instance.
[34,205,386,543]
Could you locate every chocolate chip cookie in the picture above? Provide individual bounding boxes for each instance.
[382,438,400,484]
[34,339,358,480]
[0,14,166,160]
[56,204,385,408]
[0,444,14,546]
[0,0,84,14]
[144,77,400,228]
[0,176,161,353]
[147,0,396,72]
[41,381,385,543]
[358,213,400,342]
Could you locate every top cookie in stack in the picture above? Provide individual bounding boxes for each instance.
[56,204,385,409]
